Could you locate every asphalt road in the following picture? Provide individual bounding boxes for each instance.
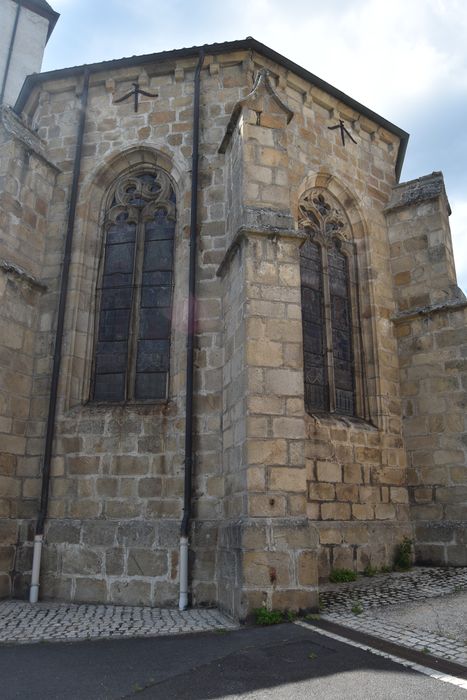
[1,623,465,699]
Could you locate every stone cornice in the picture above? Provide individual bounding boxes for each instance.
[391,294,467,323]
[0,258,47,292]
[216,225,305,278]
[0,106,60,173]
[385,172,451,215]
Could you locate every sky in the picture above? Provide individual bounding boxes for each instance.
[42,0,467,293]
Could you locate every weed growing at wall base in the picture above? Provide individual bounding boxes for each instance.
[329,568,357,583]
[254,608,284,625]
[394,537,413,571]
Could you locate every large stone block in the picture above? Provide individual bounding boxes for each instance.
[265,369,303,396]
[271,589,318,612]
[104,548,125,576]
[242,551,291,587]
[110,580,152,606]
[352,504,375,520]
[153,581,178,607]
[248,494,286,517]
[247,439,287,466]
[127,549,168,577]
[0,546,15,571]
[375,503,396,520]
[74,577,107,603]
[111,456,149,475]
[82,522,117,546]
[269,467,305,493]
[343,463,362,483]
[61,548,102,576]
[46,520,81,544]
[298,551,317,586]
[117,523,156,547]
[321,502,351,520]
[67,456,100,475]
[445,545,467,566]
[331,546,354,571]
[316,462,342,483]
[415,544,447,565]
[309,482,335,501]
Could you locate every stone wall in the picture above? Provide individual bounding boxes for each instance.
[307,418,412,578]
[5,56,266,607]
[263,59,412,577]
[5,45,462,615]
[218,221,321,619]
[397,304,467,565]
[214,63,413,617]
[217,86,320,619]
[387,173,467,566]
[218,182,247,614]
[0,264,40,598]
[0,108,57,596]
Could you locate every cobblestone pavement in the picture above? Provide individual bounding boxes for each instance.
[320,566,467,666]
[0,601,238,645]
[2,567,467,656]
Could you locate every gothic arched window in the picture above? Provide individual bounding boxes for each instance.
[299,189,364,417]
[92,168,176,402]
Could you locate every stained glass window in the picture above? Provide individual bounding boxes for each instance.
[299,190,357,417]
[300,239,327,412]
[92,170,175,402]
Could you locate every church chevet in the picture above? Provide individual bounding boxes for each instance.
[0,0,466,621]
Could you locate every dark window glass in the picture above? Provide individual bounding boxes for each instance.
[329,245,354,415]
[93,373,126,402]
[93,170,175,402]
[300,240,327,412]
[299,191,357,417]
[134,372,167,401]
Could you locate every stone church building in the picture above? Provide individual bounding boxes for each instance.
[0,0,466,621]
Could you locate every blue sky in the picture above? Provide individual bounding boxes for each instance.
[43,0,467,293]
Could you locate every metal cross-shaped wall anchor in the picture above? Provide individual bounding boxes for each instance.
[114,82,158,112]
[328,119,357,146]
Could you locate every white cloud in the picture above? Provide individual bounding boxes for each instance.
[238,0,467,118]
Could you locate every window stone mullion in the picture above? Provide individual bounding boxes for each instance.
[126,215,145,401]
[321,244,336,413]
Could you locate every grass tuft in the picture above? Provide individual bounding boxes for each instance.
[329,568,357,583]
[254,608,283,625]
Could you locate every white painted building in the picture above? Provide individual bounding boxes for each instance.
[0,0,58,106]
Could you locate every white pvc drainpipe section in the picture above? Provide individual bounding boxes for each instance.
[179,536,189,610]
[29,534,43,603]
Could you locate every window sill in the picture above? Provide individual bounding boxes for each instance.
[65,399,175,417]
[305,411,378,431]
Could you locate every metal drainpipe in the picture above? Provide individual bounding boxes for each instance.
[29,68,90,603]
[1,0,22,104]
[179,48,205,611]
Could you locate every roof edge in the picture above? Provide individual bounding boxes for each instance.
[14,37,409,178]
